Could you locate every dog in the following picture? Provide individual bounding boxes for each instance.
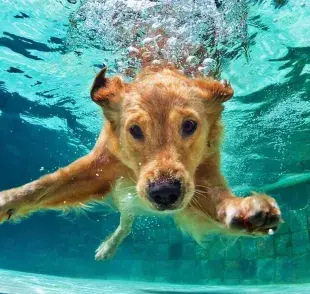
[0,65,282,260]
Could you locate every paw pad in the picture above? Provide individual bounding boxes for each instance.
[230,211,281,234]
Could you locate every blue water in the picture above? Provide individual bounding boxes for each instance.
[1,269,310,294]
[0,0,310,292]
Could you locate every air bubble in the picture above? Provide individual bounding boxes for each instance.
[202,58,216,69]
[142,37,154,45]
[69,0,247,77]
[186,56,200,66]
[152,22,161,29]
[166,37,177,47]
[128,46,139,53]
[152,59,162,66]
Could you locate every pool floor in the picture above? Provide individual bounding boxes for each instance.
[0,269,309,294]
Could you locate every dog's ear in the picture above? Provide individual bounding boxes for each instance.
[90,67,125,126]
[193,78,234,103]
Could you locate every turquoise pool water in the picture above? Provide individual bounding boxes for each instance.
[0,0,309,292]
[1,269,310,293]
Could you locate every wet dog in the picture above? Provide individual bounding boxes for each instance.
[0,66,282,260]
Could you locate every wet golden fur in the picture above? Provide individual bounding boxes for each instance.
[0,67,282,259]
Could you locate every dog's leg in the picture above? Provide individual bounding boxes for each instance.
[191,187,282,236]
[0,144,122,223]
[95,178,137,260]
[95,213,134,260]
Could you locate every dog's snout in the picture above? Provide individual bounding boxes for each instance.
[148,180,181,209]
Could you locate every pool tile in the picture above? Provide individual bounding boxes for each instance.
[198,259,211,282]
[257,258,275,283]
[292,252,310,283]
[240,237,257,260]
[275,256,293,283]
[196,246,209,260]
[275,233,292,256]
[290,209,308,233]
[257,236,275,258]
[209,259,225,279]
[225,260,242,279]
[292,231,310,255]
[240,259,257,280]
[183,242,198,260]
[225,239,241,260]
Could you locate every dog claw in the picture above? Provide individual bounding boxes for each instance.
[7,209,14,220]
[221,79,230,87]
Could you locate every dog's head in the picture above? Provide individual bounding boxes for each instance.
[91,67,233,212]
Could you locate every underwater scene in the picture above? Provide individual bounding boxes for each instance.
[0,0,309,293]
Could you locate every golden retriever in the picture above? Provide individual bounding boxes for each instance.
[0,66,282,260]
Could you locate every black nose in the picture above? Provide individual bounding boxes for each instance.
[148,180,182,209]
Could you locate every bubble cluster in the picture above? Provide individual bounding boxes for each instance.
[68,0,248,78]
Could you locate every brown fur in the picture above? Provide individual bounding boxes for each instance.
[0,67,282,259]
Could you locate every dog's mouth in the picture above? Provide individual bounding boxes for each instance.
[146,178,186,212]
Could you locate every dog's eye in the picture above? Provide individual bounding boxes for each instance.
[182,120,197,137]
[129,125,144,140]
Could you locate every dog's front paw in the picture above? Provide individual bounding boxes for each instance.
[221,194,282,235]
[0,191,20,223]
[95,240,118,261]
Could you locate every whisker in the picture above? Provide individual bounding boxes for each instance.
[190,197,205,212]
[116,185,137,192]
[193,191,206,199]
[127,173,137,184]
[191,197,213,219]
[195,186,225,198]
[194,188,210,194]
[191,191,208,199]
[195,184,213,189]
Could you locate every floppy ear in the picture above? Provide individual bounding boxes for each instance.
[192,78,233,148]
[90,67,125,126]
[193,78,234,103]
